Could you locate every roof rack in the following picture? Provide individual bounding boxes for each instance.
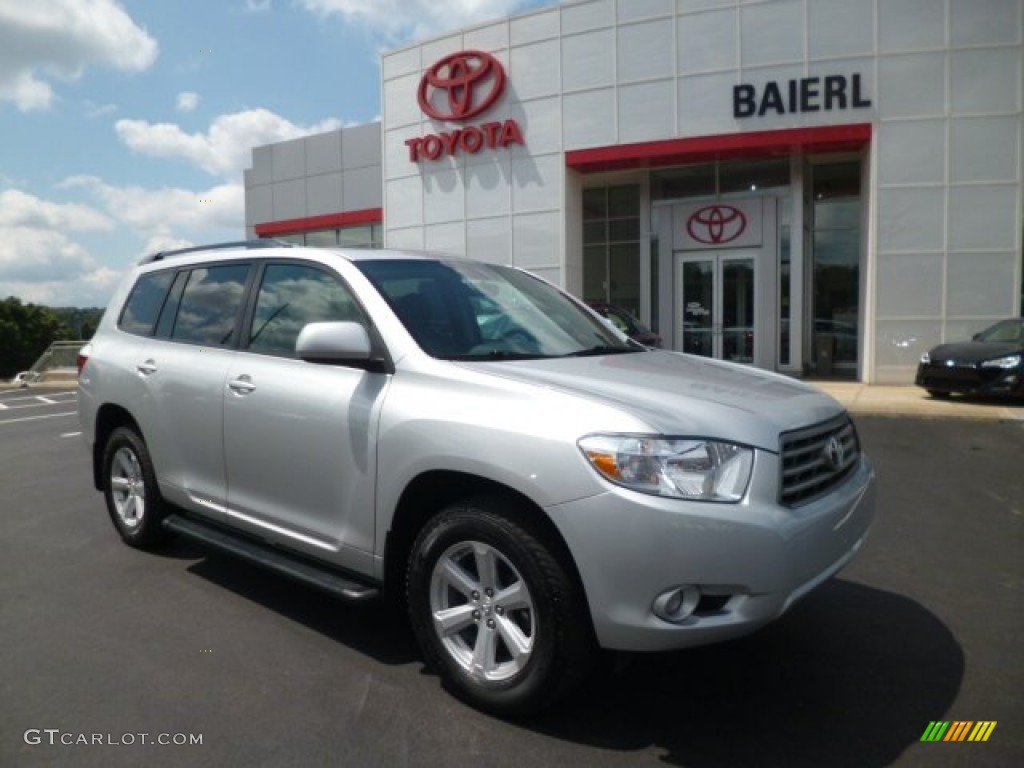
[140,239,295,264]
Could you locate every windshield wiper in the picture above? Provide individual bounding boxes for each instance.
[562,344,640,358]
[451,350,553,361]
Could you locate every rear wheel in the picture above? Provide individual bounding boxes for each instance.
[406,497,595,716]
[102,426,168,548]
[927,389,951,399]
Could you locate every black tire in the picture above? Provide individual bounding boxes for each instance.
[406,497,595,716]
[102,426,168,549]
[927,389,951,399]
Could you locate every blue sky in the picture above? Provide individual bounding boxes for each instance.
[0,0,556,308]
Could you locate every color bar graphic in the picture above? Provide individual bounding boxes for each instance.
[920,721,996,742]
[967,722,997,742]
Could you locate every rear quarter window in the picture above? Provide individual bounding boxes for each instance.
[119,271,175,336]
[169,264,251,346]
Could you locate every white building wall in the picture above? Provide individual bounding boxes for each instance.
[245,123,382,238]
[372,0,1023,383]
[871,0,1023,382]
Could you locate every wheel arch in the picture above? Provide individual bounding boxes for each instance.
[92,404,142,490]
[382,471,591,624]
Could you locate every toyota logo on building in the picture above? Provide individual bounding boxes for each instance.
[417,50,506,122]
[687,205,747,244]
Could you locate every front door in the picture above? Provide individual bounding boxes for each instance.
[676,251,756,363]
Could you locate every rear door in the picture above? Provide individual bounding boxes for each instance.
[140,263,253,517]
[222,260,388,574]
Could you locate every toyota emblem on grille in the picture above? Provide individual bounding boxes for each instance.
[822,436,845,473]
[417,50,506,122]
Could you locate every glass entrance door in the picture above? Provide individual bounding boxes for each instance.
[676,252,756,362]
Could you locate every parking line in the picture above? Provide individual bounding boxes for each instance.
[35,395,57,404]
[0,411,76,426]
[60,431,83,438]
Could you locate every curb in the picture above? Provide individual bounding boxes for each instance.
[813,383,1024,423]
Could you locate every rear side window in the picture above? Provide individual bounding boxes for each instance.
[247,263,364,357]
[119,271,174,336]
[168,264,251,346]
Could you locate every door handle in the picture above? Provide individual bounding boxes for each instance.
[136,359,157,376]
[228,375,256,395]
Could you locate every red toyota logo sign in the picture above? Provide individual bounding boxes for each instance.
[418,50,506,122]
[687,205,747,244]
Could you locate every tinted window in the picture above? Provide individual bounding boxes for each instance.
[978,319,1023,343]
[154,271,188,338]
[248,263,363,357]
[358,260,635,360]
[119,271,174,336]
[169,264,250,346]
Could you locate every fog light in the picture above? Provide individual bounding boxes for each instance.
[653,585,701,623]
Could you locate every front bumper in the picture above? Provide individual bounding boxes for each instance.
[546,453,876,652]
[916,362,1024,396]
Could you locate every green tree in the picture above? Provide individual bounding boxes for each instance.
[0,297,74,379]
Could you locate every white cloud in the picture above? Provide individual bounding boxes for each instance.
[0,0,157,111]
[0,225,122,307]
[0,189,121,306]
[0,189,114,232]
[114,108,343,178]
[84,100,118,119]
[0,227,95,282]
[0,71,52,112]
[0,176,243,306]
[176,91,200,113]
[60,175,244,236]
[298,0,538,39]
[246,0,272,11]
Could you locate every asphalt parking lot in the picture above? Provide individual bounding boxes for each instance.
[1,387,1021,767]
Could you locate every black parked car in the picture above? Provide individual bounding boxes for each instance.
[915,318,1024,398]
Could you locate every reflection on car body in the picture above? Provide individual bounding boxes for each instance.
[587,302,662,347]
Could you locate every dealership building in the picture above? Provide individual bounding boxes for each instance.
[244,0,1024,384]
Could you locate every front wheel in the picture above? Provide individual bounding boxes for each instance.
[406,498,595,716]
[102,426,168,548]
[927,389,951,399]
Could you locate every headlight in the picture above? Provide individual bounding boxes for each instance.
[919,351,930,364]
[981,354,1021,369]
[578,435,754,502]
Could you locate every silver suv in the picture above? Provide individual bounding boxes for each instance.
[78,242,875,715]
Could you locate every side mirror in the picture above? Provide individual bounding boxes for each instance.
[296,322,373,365]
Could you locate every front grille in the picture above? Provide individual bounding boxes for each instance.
[779,414,860,507]
[918,364,987,388]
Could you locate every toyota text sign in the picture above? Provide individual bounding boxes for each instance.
[406,50,524,163]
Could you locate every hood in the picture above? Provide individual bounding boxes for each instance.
[927,341,1023,365]
[458,350,845,451]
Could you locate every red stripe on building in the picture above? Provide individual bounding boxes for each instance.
[565,124,872,173]
[254,208,383,237]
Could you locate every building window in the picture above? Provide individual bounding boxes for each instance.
[264,223,383,248]
[582,185,641,316]
[652,159,789,200]
[811,161,861,373]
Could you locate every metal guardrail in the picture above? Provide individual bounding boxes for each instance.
[14,340,87,384]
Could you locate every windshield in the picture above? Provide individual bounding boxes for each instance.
[977,318,1024,343]
[356,259,639,360]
